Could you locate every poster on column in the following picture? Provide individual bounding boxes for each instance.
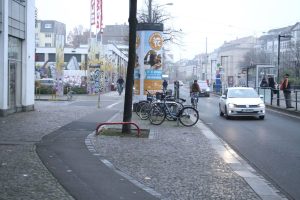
[135,27,163,95]
[56,35,64,96]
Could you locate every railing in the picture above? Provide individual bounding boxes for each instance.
[257,87,300,111]
[95,122,141,137]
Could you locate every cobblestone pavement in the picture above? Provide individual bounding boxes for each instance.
[90,112,263,200]
[0,96,98,200]
[0,93,288,200]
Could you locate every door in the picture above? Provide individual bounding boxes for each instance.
[8,61,17,111]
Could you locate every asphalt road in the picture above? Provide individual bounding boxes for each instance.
[180,86,300,200]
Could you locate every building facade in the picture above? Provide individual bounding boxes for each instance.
[0,0,35,116]
[35,20,66,47]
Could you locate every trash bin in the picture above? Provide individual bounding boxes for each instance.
[111,83,116,91]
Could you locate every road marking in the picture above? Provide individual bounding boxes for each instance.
[195,119,287,200]
[267,108,300,120]
[105,101,122,109]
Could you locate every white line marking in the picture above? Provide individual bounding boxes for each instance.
[195,119,287,199]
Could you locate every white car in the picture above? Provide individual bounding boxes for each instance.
[219,87,265,120]
[178,80,184,86]
[198,80,210,97]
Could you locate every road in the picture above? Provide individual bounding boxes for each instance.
[179,85,300,200]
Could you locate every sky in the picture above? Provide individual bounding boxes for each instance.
[35,0,300,61]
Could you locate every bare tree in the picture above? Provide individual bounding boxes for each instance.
[240,48,271,68]
[137,0,183,45]
[290,40,300,78]
[67,26,91,48]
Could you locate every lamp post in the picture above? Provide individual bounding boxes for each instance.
[148,0,173,23]
[210,59,217,87]
[277,34,292,106]
[220,55,229,91]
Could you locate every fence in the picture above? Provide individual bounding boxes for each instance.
[257,87,300,111]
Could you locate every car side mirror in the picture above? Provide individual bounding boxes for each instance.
[221,95,226,99]
[259,95,264,99]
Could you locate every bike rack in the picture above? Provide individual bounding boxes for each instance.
[96,122,141,137]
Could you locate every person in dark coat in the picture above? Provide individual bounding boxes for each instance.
[260,76,268,88]
[280,73,293,108]
[268,75,276,99]
[162,80,168,92]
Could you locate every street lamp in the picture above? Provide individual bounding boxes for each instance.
[148,0,173,22]
[210,59,217,87]
[277,34,292,106]
[220,55,229,91]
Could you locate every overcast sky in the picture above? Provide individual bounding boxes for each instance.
[36,0,300,60]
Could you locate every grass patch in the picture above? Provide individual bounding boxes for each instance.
[97,128,150,138]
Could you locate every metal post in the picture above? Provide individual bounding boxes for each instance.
[277,35,281,106]
[148,0,152,22]
[210,59,216,88]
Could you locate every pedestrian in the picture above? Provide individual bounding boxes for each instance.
[280,73,293,108]
[260,76,268,88]
[117,76,124,95]
[268,75,276,99]
[162,79,168,92]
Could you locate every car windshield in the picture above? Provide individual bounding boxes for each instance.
[227,89,259,98]
[198,82,208,89]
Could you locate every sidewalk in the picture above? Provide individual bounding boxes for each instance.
[0,93,289,199]
[89,111,286,200]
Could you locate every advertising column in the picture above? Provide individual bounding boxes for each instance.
[134,23,164,100]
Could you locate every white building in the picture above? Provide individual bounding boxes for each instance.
[35,20,66,48]
[0,0,35,116]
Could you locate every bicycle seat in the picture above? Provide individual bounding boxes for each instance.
[179,98,186,102]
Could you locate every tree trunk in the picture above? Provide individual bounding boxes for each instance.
[122,0,137,133]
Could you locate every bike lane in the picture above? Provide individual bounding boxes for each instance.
[36,106,158,200]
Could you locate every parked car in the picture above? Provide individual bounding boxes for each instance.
[178,80,184,86]
[198,80,210,97]
[36,78,56,87]
[219,87,265,120]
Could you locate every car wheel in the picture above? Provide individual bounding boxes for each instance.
[225,106,230,120]
[219,105,224,116]
[259,115,265,120]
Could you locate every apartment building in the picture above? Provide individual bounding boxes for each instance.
[35,20,66,47]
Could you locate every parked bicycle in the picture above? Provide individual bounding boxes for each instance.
[137,91,185,121]
[66,87,75,101]
[149,95,199,126]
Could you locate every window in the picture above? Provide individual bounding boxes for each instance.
[44,23,52,28]
[45,33,51,38]
[45,43,51,47]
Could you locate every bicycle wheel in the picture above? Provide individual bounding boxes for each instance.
[178,106,199,127]
[149,104,166,125]
[135,101,148,116]
[166,102,183,121]
[139,102,152,120]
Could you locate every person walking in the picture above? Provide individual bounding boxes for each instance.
[162,79,168,93]
[116,76,124,95]
[280,73,293,108]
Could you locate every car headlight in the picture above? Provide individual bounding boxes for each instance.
[228,103,235,108]
[258,103,265,107]
[206,88,210,92]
